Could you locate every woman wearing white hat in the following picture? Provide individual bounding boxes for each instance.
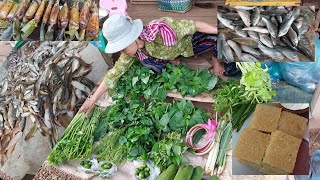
[79,14,221,116]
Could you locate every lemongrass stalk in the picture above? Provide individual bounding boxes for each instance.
[217,154,227,175]
[209,141,220,176]
[205,141,216,174]
[216,122,232,166]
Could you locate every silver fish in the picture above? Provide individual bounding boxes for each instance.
[276,47,300,62]
[235,26,247,37]
[259,33,274,48]
[271,36,280,46]
[281,36,298,51]
[278,15,296,37]
[241,45,262,57]
[218,11,236,30]
[287,27,299,47]
[241,53,258,62]
[222,39,234,62]
[292,6,301,18]
[256,20,266,27]
[217,33,225,60]
[258,43,284,61]
[261,9,287,16]
[294,17,303,28]
[71,81,91,96]
[242,27,269,34]
[262,17,278,38]
[247,31,259,39]
[233,6,255,11]
[282,11,293,22]
[230,20,245,26]
[251,7,260,26]
[237,9,251,27]
[271,16,279,27]
[297,43,314,60]
[291,23,300,40]
[222,13,241,21]
[227,40,242,60]
[276,15,283,23]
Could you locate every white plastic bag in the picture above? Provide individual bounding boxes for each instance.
[131,160,161,180]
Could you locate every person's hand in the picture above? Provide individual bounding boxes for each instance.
[211,57,228,81]
[78,96,96,117]
[170,58,180,65]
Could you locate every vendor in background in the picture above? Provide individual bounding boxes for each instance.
[79,14,222,116]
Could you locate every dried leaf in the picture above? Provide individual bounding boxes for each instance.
[5,145,15,158]
[4,131,22,151]
[0,153,7,165]
[1,135,11,152]
[25,123,37,141]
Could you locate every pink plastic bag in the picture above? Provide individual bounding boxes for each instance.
[100,0,128,16]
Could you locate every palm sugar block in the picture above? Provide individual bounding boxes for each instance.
[249,104,282,133]
[234,128,270,168]
[261,130,301,175]
[277,111,308,139]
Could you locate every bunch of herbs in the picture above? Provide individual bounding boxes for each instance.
[47,107,102,165]
[149,132,189,170]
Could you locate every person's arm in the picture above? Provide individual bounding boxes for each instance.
[194,21,218,34]
[79,53,136,116]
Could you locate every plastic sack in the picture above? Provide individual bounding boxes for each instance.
[261,62,282,82]
[278,62,320,94]
[78,158,117,178]
[131,160,160,180]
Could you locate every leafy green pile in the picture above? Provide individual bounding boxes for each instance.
[213,81,246,113]
[150,132,189,170]
[159,64,219,96]
[93,99,208,165]
[157,99,209,135]
[112,62,218,100]
[48,108,102,165]
[111,62,166,101]
[237,62,276,103]
[120,125,157,160]
[95,128,128,165]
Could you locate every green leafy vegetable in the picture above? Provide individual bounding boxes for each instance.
[236,62,276,103]
[157,99,209,135]
[120,125,156,160]
[112,62,219,101]
[95,127,128,165]
[47,108,102,165]
[159,64,219,97]
[150,132,189,170]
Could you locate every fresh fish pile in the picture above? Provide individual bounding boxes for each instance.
[0,41,95,149]
[218,6,315,62]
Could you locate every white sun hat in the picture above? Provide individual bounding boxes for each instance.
[102,14,143,54]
